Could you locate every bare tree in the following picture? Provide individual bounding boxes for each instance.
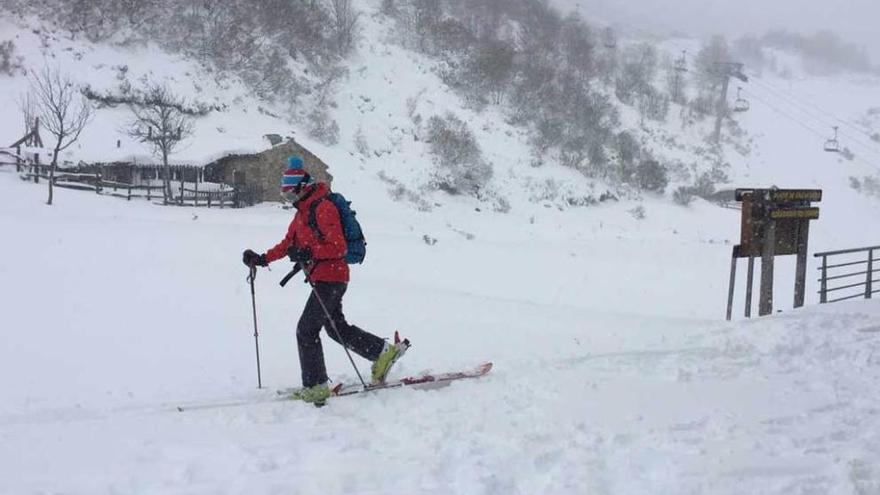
[17,91,37,136]
[126,83,194,203]
[330,0,360,55]
[29,66,93,206]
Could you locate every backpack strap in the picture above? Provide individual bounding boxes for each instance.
[307,197,327,242]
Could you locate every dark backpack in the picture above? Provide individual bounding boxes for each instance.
[308,192,367,264]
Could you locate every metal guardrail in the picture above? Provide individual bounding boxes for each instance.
[815,245,879,303]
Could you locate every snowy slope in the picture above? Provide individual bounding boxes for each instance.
[0,15,295,165]
[2,1,880,494]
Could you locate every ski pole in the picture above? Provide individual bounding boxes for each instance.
[302,264,368,388]
[247,264,263,389]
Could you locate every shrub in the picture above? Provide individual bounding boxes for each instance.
[0,40,21,75]
[673,186,695,206]
[690,172,717,198]
[629,205,646,220]
[635,160,668,193]
[307,108,340,145]
[425,113,492,195]
[353,126,370,156]
[638,88,670,122]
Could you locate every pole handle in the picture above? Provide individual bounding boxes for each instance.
[279,263,303,287]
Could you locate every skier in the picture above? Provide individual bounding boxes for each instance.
[242,156,408,404]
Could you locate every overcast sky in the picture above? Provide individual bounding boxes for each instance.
[552,0,880,63]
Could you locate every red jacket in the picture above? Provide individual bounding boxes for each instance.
[265,183,349,283]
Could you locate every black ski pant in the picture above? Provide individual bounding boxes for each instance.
[297,282,385,388]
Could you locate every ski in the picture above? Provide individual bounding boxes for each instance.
[276,361,493,400]
[177,362,492,412]
[333,361,493,397]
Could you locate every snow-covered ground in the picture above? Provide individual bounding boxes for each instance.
[3,1,880,493]
[2,166,880,495]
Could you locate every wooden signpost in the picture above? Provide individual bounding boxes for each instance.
[726,188,822,320]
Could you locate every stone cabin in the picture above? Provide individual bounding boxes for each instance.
[204,138,333,203]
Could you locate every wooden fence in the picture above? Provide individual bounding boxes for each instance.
[15,161,241,208]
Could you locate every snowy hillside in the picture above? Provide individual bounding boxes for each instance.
[2,0,880,494]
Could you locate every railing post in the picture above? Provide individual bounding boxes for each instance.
[819,255,828,304]
[867,249,874,300]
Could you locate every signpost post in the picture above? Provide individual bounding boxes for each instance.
[726,188,821,320]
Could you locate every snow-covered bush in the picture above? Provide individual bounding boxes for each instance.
[330,0,360,55]
[850,175,880,198]
[353,126,370,157]
[638,88,670,122]
[425,113,492,196]
[0,40,22,76]
[690,172,718,198]
[635,160,669,193]
[615,131,641,181]
[629,205,647,220]
[307,109,340,145]
[17,0,345,109]
[688,94,716,120]
[377,171,433,211]
[615,44,658,105]
[392,0,621,183]
[673,186,695,206]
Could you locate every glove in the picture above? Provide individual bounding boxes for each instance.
[242,249,267,267]
[287,246,312,264]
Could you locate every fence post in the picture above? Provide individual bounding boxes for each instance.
[127,184,132,201]
[15,145,21,172]
[867,249,874,300]
[819,255,828,304]
[96,172,102,194]
[34,153,40,183]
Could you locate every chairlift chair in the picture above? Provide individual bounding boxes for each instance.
[824,126,840,152]
[733,87,750,112]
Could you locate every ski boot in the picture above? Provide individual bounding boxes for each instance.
[371,331,410,384]
[287,383,331,407]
